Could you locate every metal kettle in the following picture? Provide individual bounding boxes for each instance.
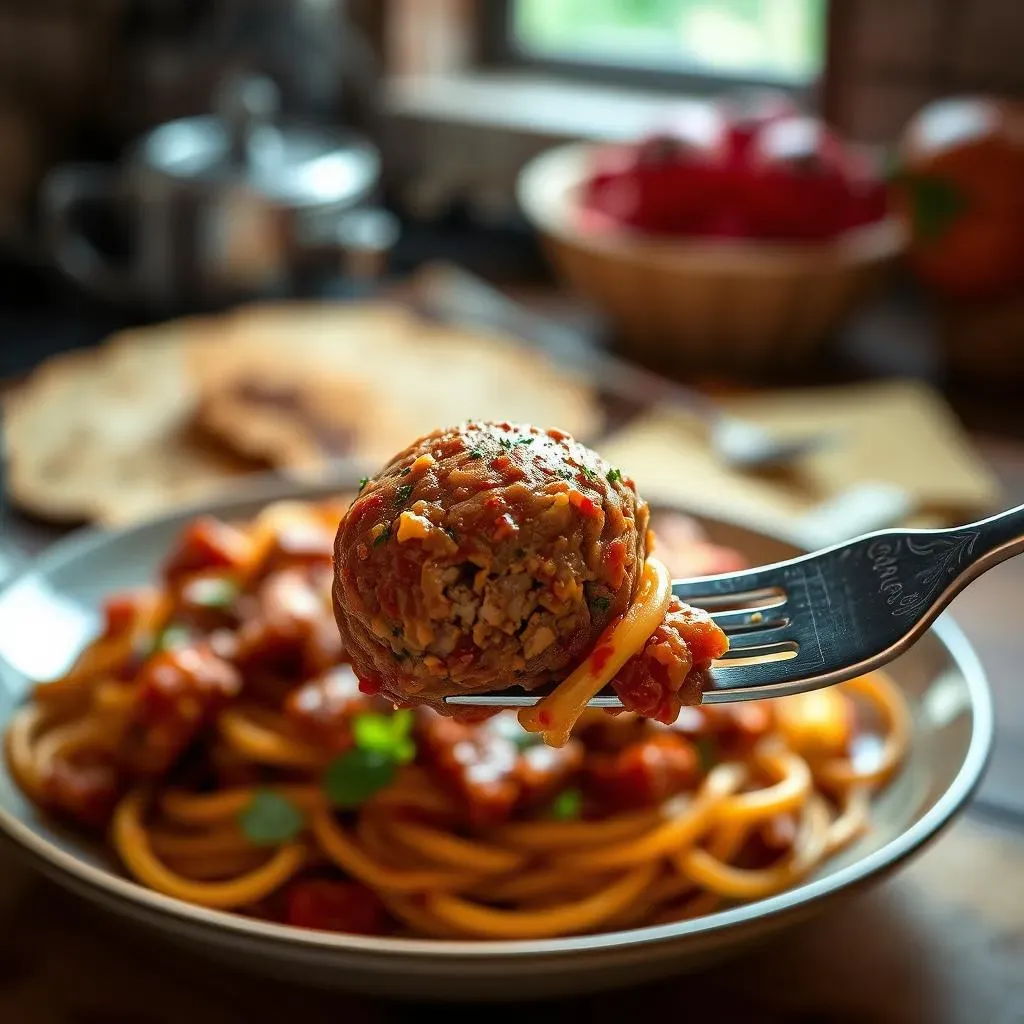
[41,72,392,310]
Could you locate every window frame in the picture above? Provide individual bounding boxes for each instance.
[478,0,826,105]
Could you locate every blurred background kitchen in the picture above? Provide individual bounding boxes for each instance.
[1,1,1023,1018]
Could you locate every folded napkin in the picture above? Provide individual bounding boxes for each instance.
[600,379,1001,545]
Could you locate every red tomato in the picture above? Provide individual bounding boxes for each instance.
[586,732,699,810]
[101,593,145,638]
[162,517,251,584]
[719,88,801,164]
[890,96,1024,298]
[44,759,120,828]
[582,102,729,235]
[285,880,388,935]
[743,116,852,240]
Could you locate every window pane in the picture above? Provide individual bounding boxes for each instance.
[511,0,827,83]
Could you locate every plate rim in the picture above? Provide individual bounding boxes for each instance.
[0,472,996,960]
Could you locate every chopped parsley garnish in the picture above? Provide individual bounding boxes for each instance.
[358,476,370,493]
[373,524,391,547]
[606,468,622,483]
[556,468,574,481]
[515,437,534,446]
[323,711,416,808]
[498,437,513,451]
[550,788,583,821]
[238,790,305,846]
[580,465,598,480]
[514,547,526,559]
[395,483,414,504]
[589,595,611,613]
[186,577,239,609]
[467,448,483,460]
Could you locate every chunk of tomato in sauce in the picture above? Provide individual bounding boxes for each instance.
[43,759,120,828]
[171,571,241,633]
[516,740,584,807]
[162,518,251,585]
[672,702,772,758]
[250,522,335,581]
[418,711,583,825]
[586,732,699,810]
[285,880,388,935]
[235,569,341,679]
[101,593,147,639]
[416,711,520,827]
[121,645,241,775]
[285,666,372,751]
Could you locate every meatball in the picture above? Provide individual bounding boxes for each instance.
[333,422,649,709]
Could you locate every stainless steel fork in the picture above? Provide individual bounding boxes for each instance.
[445,503,1024,709]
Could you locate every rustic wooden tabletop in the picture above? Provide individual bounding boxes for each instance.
[2,292,1023,1022]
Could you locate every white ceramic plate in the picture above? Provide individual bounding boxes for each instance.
[0,473,993,1002]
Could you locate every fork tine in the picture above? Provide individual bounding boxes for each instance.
[672,571,785,607]
[444,690,622,708]
[711,608,789,634]
[703,647,823,696]
[718,626,795,650]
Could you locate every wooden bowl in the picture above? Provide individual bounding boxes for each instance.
[517,143,907,376]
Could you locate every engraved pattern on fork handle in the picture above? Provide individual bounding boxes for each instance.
[938,502,1024,596]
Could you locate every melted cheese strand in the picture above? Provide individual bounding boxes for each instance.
[517,557,673,747]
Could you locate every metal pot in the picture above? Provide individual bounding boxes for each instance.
[40,72,390,309]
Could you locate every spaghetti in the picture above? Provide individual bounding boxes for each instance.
[5,498,911,940]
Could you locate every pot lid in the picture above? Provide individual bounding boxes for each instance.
[136,73,380,208]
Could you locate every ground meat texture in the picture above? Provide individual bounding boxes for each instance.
[333,422,649,710]
[612,597,729,724]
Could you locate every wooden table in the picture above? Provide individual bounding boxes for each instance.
[2,311,1024,1021]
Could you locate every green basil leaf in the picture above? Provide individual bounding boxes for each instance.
[352,710,416,764]
[238,790,305,846]
[324,748,398,808]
